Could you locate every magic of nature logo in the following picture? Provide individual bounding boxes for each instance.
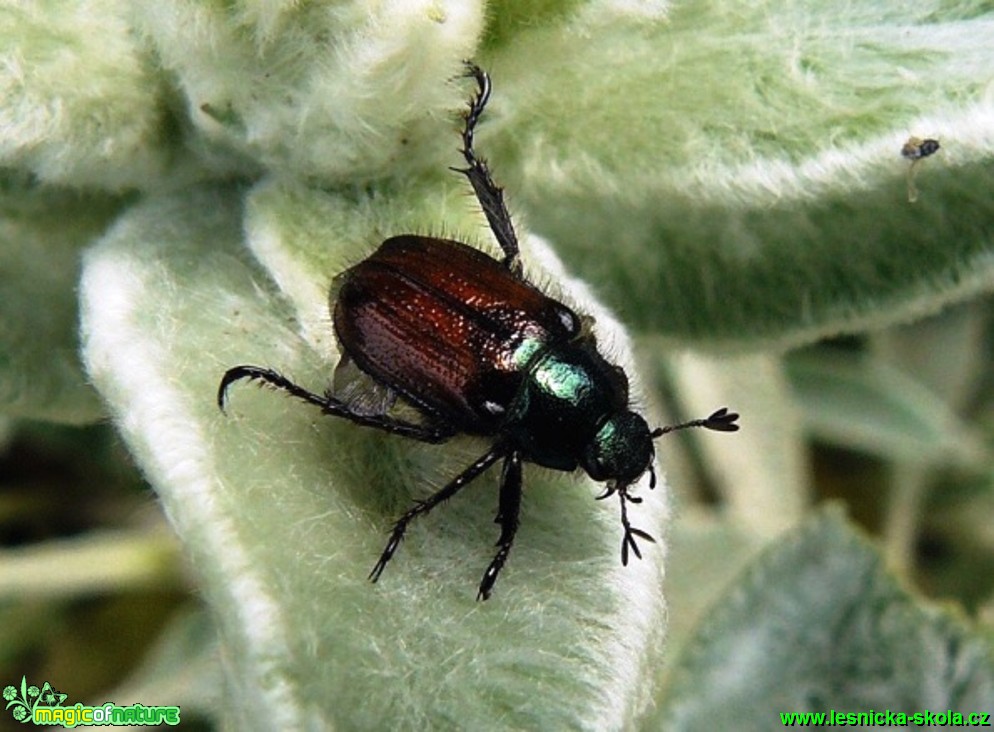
[3,676,180,727]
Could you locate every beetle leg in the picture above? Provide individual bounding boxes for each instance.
[218,365,454,443]
[617,486,656,566]
[478,451,523,601]
[369,444,509,586]
[454,63,522,275]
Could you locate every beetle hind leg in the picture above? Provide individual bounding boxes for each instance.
[218,365,329,413]
[455,63,521,275]
[218,364,453,443]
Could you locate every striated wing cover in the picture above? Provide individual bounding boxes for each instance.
[332,236,579,433]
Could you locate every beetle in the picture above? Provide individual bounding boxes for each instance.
[218,64,739,600]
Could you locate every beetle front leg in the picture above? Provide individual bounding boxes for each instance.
[478,451,523,601]
[455,63,521,275]
[368,444,508,586]
[617,486,656,566]
[218,365,454,443]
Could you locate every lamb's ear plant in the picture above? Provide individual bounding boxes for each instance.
[3,0,994,728]
[656,510,994,729]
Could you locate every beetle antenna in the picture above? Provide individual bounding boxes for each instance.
[651,407,739,439]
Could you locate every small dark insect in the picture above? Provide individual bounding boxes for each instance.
[900,136,940,160]
[218,64,739,600]
[901,136,940,202]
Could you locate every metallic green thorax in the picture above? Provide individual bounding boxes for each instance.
[506,337,653,483]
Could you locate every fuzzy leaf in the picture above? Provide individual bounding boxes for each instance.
[0,1,174,189]
[655,509,994,728]
[787,348,987,467]
[479,2,994,347]
[657,510,767,683]
[79,184,672,729]
[132,0,485,181]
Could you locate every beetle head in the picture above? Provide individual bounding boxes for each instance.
[581,411,655,486]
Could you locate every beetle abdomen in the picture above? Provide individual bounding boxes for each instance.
[332,236,579,433]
